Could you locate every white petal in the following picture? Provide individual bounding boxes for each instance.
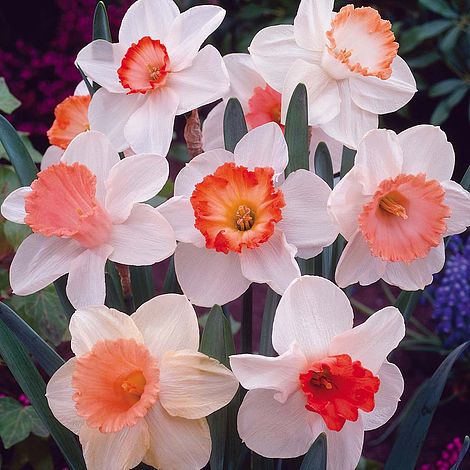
[144,402,211,470]
[281,60,340,126]
[45,358,83,434]
[118,0,180,45]
[398,125,455,182]
[335,230,386,288]
[229,342,307,402]
[165,6,225,72]
[224,53,267,107]
[1,187,31,223]
[201,102,225,151]
[249,25,318,91]
[80,420,149,470]
[88,88,144,153]
[10,235,84,296]
[233,122,288,175]
[169,45,229,114]
[174,148,234,197]
[105,153,169,223]
[237,389,322,458]
[132,294,199,357]
[294,0,333,51]
[74,80,89,96]
[41,146,63,170]
[66,245,113,309]
[354,128,403,194]
[75,40,126,93]
[382,241,445,290]
[349,55,416,114]
[240,230,300,295]
[174,243,250,307]
[272,275,353,360]
[309,127,343,174]
[329,306,405,373]
[443,180,470,236]
[124,90,179,156]
[159,350,238,419]
[278,169,338,259]
[325,420,364,470]
[61,130,120,202]
[156,196,205,247]
[321,80,378,150]
[362,361,404,431]
[109,204,176,265]
[327,167,368,241]
[69,305,143,356]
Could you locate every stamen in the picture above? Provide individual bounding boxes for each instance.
[236,205,255,231]
[121,370,146,398]
[379,195,408,219]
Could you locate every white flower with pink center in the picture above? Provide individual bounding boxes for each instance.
[1,131,176,308]
[328,125,470,290]
[249,0,417,149]
[46,294,239,469]
[76,0,229,156]
[230,275,405,469]
[158,122,339,307]
[202,53,344,173]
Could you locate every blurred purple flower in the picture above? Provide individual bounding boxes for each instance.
[419,436,463,470]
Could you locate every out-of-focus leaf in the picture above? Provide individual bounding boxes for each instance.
[395,290,422,321]
[300,433,327,470]
[0,398,38,448]
[27,407,50,438]
[356,457,383,470]
[419,0,459,18]
[399,20,452,54]
[384,341,470,470]
[0,164,20,204]
[0,78,21,114]
[284,83,309,176]
[407,51,440,68]
[3,220,31,250]
[0,132,42,164]
[431,86,468,124]
[429,78,465,97]
[450,435,470,469]
[439,26,461,53]
[224,98,248,152]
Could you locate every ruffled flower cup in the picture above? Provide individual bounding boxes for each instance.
[1,130,176,308]
[249,0,417,148]
[76,0,229,156]
[230,275,405,470]
[46,294,239,470]
[158,122,339,307]
[202,53,343,173]
[328,125,470,290]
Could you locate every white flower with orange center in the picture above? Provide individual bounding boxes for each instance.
[202,53,344,173]
[230,275,405,469]
[46,294,239,470]
[249,0,417,149]
[158,122,339,307]
[1,131,176,308]
[328,125,470,290]
[76,0,229,157]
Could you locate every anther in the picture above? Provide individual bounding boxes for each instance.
[379,195,408,219]
[236,205,255,231]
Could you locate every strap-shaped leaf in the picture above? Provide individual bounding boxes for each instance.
[284,83,309,176]
[130,265,155,309]
[259,288,280,357]
[461,164,470,191]
[395,290,422,321]
[0,302,64,377]
[0,317,86,469]
[162,255,182,294]
[314,142,333,189]
[93,1,112,41]
[384,341,470,470]
[223,98,248,152]
[340,146,356,179]
[451,435,470,469]
[54,275,75,320]
[300,433,327,470]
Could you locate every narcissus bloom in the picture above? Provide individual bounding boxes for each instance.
[46,295,239,470]
[249,0,417,149]
[76,0,229,156]
[328,126,470,290]
[1,131,176,308]
[202,53,343,173]
[230,276,405,469]
[159,122,338,307]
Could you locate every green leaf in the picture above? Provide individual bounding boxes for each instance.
[284,83,309,176]
[394,290,422,321]
[407,51,440,69]
[300,433,327,470]
[162,255,182,294]
[10,286,68,347]
[0,164,20,205]
[429,78,465,97]
[384,341,470,470]
[440,26,461,53]
[0,78,21,114]
[130,266,155,309]
[0,398,36,448]
[77,65,94,96]
[3,220,31,250]
[259,288,280,357]
[0,317,86,469]
[450,435,470,469]
[340,146,356,179]
[93,1,112,41]
[314,142,333,188]
[431,86,468,125]
[0,301,64,377]
[419,0,459,18]
[26,407,50,438]
[461,164,470,191]
[399,20,452,54]
[0,132,42,164]
[223,98,248,152]
[0,115,38,186]
[53,275,75,320]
